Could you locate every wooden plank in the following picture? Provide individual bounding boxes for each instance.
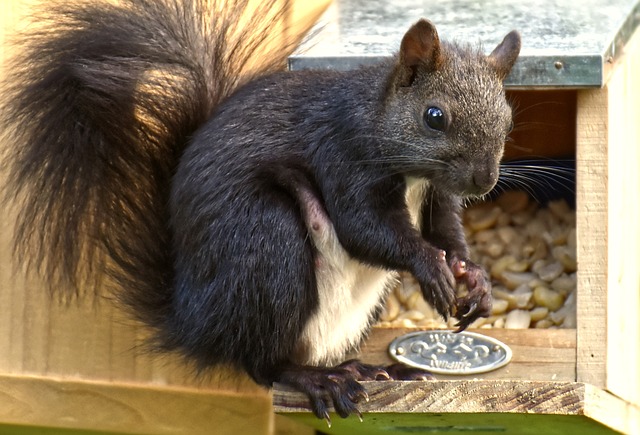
[0,373,273,435]
[575,69,609,391]
[576,25,640,406]
[602,25,640,407]
[277,380,587,415]
[274,380,640,435]
[585,384,640,435]
[355,327,576,381]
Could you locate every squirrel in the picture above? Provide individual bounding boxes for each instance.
[1,0,520,423]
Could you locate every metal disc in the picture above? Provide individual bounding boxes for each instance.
[389,330,512,375]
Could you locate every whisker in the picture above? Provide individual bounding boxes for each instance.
[498,168,575,203]
[504,142,533,153]
[504,158,574,166]
[496,176,540,200]
[346,135,452,167]
[510,121,568,132]
[511,100,569,117]
[502,173,556,194]
[500,165,575,189]
[501,161,575,174]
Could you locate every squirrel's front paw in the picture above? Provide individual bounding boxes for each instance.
[415,248,457,319]
[451,259,492,331]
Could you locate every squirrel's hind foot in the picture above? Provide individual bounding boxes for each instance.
[275,359,434,424]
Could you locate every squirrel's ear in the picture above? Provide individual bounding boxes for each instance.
[397,19,443,86]
[488,30,521,81]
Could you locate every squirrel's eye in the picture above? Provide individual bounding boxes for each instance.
[423,106,446,131]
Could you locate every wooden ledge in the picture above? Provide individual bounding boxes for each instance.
[274,380,640,434]
[0,373,272,435]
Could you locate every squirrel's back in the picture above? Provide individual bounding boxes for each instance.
[0,0,303,331]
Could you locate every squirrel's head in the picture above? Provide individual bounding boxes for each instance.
[378,19,521,197]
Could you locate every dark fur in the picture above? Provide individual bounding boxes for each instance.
[1,0,300,335]
[1,0,520,419]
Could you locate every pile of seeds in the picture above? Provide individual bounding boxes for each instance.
[378,190,577,329]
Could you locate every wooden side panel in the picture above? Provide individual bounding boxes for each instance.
[576,26,640,407]
[575,85,608,390]
[604,26,640,406]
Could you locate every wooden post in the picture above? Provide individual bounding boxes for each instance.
[576,24,640,407]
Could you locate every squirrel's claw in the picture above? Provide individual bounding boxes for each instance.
[452,259,492,331]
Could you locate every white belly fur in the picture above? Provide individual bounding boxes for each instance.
[295,177,429,366]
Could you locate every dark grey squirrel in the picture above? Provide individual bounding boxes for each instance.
[1,0,520,422]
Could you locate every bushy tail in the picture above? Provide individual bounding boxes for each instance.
[1,0,304,327]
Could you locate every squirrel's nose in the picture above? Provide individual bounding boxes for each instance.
[472,169,498,194]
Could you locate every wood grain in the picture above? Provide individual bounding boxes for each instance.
[575,25,640,407]
[276,380,585,414]
[575,80,609,393]
[274,380,640,435]
[0,373,273,435]
[601,24,640,407]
